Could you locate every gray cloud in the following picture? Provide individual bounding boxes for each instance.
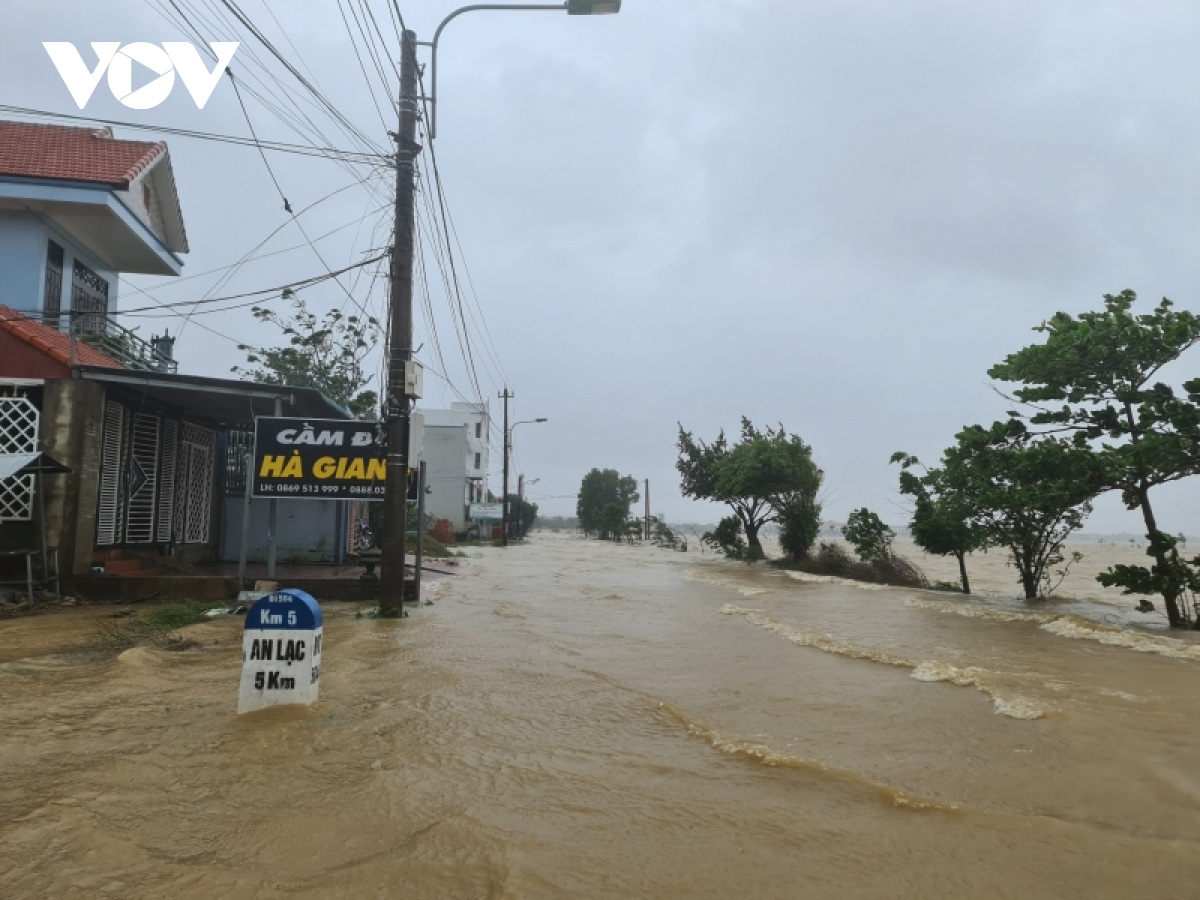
[6,1,1200,531]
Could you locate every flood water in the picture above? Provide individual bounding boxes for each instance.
[2,532,1199,897]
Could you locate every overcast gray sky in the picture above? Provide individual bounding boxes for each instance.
[7,1,1200,533]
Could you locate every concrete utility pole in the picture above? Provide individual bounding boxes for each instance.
[266,395,282,579]
[379,29,420,616]
[413,460,427,604]
[500,387,512,547]
[644,478,650,542]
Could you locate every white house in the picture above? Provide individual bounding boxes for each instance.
[420,401,491,532]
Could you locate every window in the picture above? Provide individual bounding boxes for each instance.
[474,452,481,470]
[475,422,482,439]
[44,241,63,329]
[72,259,109,334]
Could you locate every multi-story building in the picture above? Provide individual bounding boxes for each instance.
[420,401,491,533]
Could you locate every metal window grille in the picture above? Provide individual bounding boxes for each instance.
[44,241,63,330]
[96,401,126,544]
[124,414,160,544]
[0,393,39,522]
[224,429,254,495]
[178,423,216,545]
[72,259,109,335]
[156,420,178,544]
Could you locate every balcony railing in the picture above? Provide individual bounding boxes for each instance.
[68,311,177,374]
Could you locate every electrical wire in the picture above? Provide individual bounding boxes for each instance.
[0,105,383,165]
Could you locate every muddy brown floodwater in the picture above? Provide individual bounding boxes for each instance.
[3,532,1200,898]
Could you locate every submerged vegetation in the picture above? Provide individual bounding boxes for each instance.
[677,293,1200,625]
[89,602,218,653]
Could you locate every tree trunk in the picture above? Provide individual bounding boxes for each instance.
[956,550,971,595]
[1017,553,1038,600]
[1123,403,1187,627]
[744,520,764,561]
[1136,483,1185,627]
[1021,574,1038,600]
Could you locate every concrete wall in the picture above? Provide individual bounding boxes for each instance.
[0,210,119,315]
[422,402,489,489]
[39,378,106,575]
[424,425,470,532]
[220,496,347,565]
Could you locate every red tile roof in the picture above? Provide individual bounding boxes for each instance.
[0,120,165,187]
[0,306,125,370]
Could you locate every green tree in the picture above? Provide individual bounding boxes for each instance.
[940,422,1102,600]
[233,294,380,419]
[892,453,987,593]
[842,508,895,563]
[577,469,639,539]
[505,494,539,538]
[702,516,749,560]
[677,419,822,561]
[988,291,1200,625]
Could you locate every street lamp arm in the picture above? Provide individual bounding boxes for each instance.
[426,4,567,139]
[510,417,548,431]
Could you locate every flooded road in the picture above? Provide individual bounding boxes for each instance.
[3,532,1199,897]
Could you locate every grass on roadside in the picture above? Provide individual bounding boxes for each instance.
[89,601,221,653]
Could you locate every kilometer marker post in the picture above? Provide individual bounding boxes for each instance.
[238,589,323,714]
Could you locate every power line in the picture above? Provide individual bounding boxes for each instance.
[118,251,389,316]
[0,105,384,165]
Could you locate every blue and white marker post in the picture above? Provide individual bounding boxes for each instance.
[238,589,323,714]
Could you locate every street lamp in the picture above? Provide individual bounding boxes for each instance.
[424,1,623,138]
[504,417,547,546]
[380,5,617,612]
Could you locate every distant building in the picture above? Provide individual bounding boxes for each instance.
[420,402,490,532]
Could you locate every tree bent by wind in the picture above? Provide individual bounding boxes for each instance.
[989,291,1200,626]
[676,419,822,562]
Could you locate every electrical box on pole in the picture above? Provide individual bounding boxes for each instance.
[404,360,424,399]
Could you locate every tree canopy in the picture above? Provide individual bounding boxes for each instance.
[988,290,1200,624]
[678,419,822,561]
[939,421,1103,599]
[892,453,987,593]
[842,508,895,564]
[577,469,639,540]
[233,294,380,419]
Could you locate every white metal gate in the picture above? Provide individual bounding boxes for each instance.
[95,403,195,547]
[0,393,38,522]
[95,400,126,544]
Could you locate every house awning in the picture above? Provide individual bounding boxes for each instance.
[0,452,70,480]
[0,453,37,481]
[76,366,353,428]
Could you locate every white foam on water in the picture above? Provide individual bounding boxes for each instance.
[906,596,1200,663]
[657,701,959,813]
[783,570,890,591]
[910,662,1048,720]
[905,597,1054,624]
[721,605,1046,720]
[1098,688,1142,702]
[1038,617,1200,662]
[686,567,773,597]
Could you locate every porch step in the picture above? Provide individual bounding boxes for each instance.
[101,558,150,574]
[92,549,174,577]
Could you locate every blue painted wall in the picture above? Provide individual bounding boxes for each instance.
[0,210,119,317]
